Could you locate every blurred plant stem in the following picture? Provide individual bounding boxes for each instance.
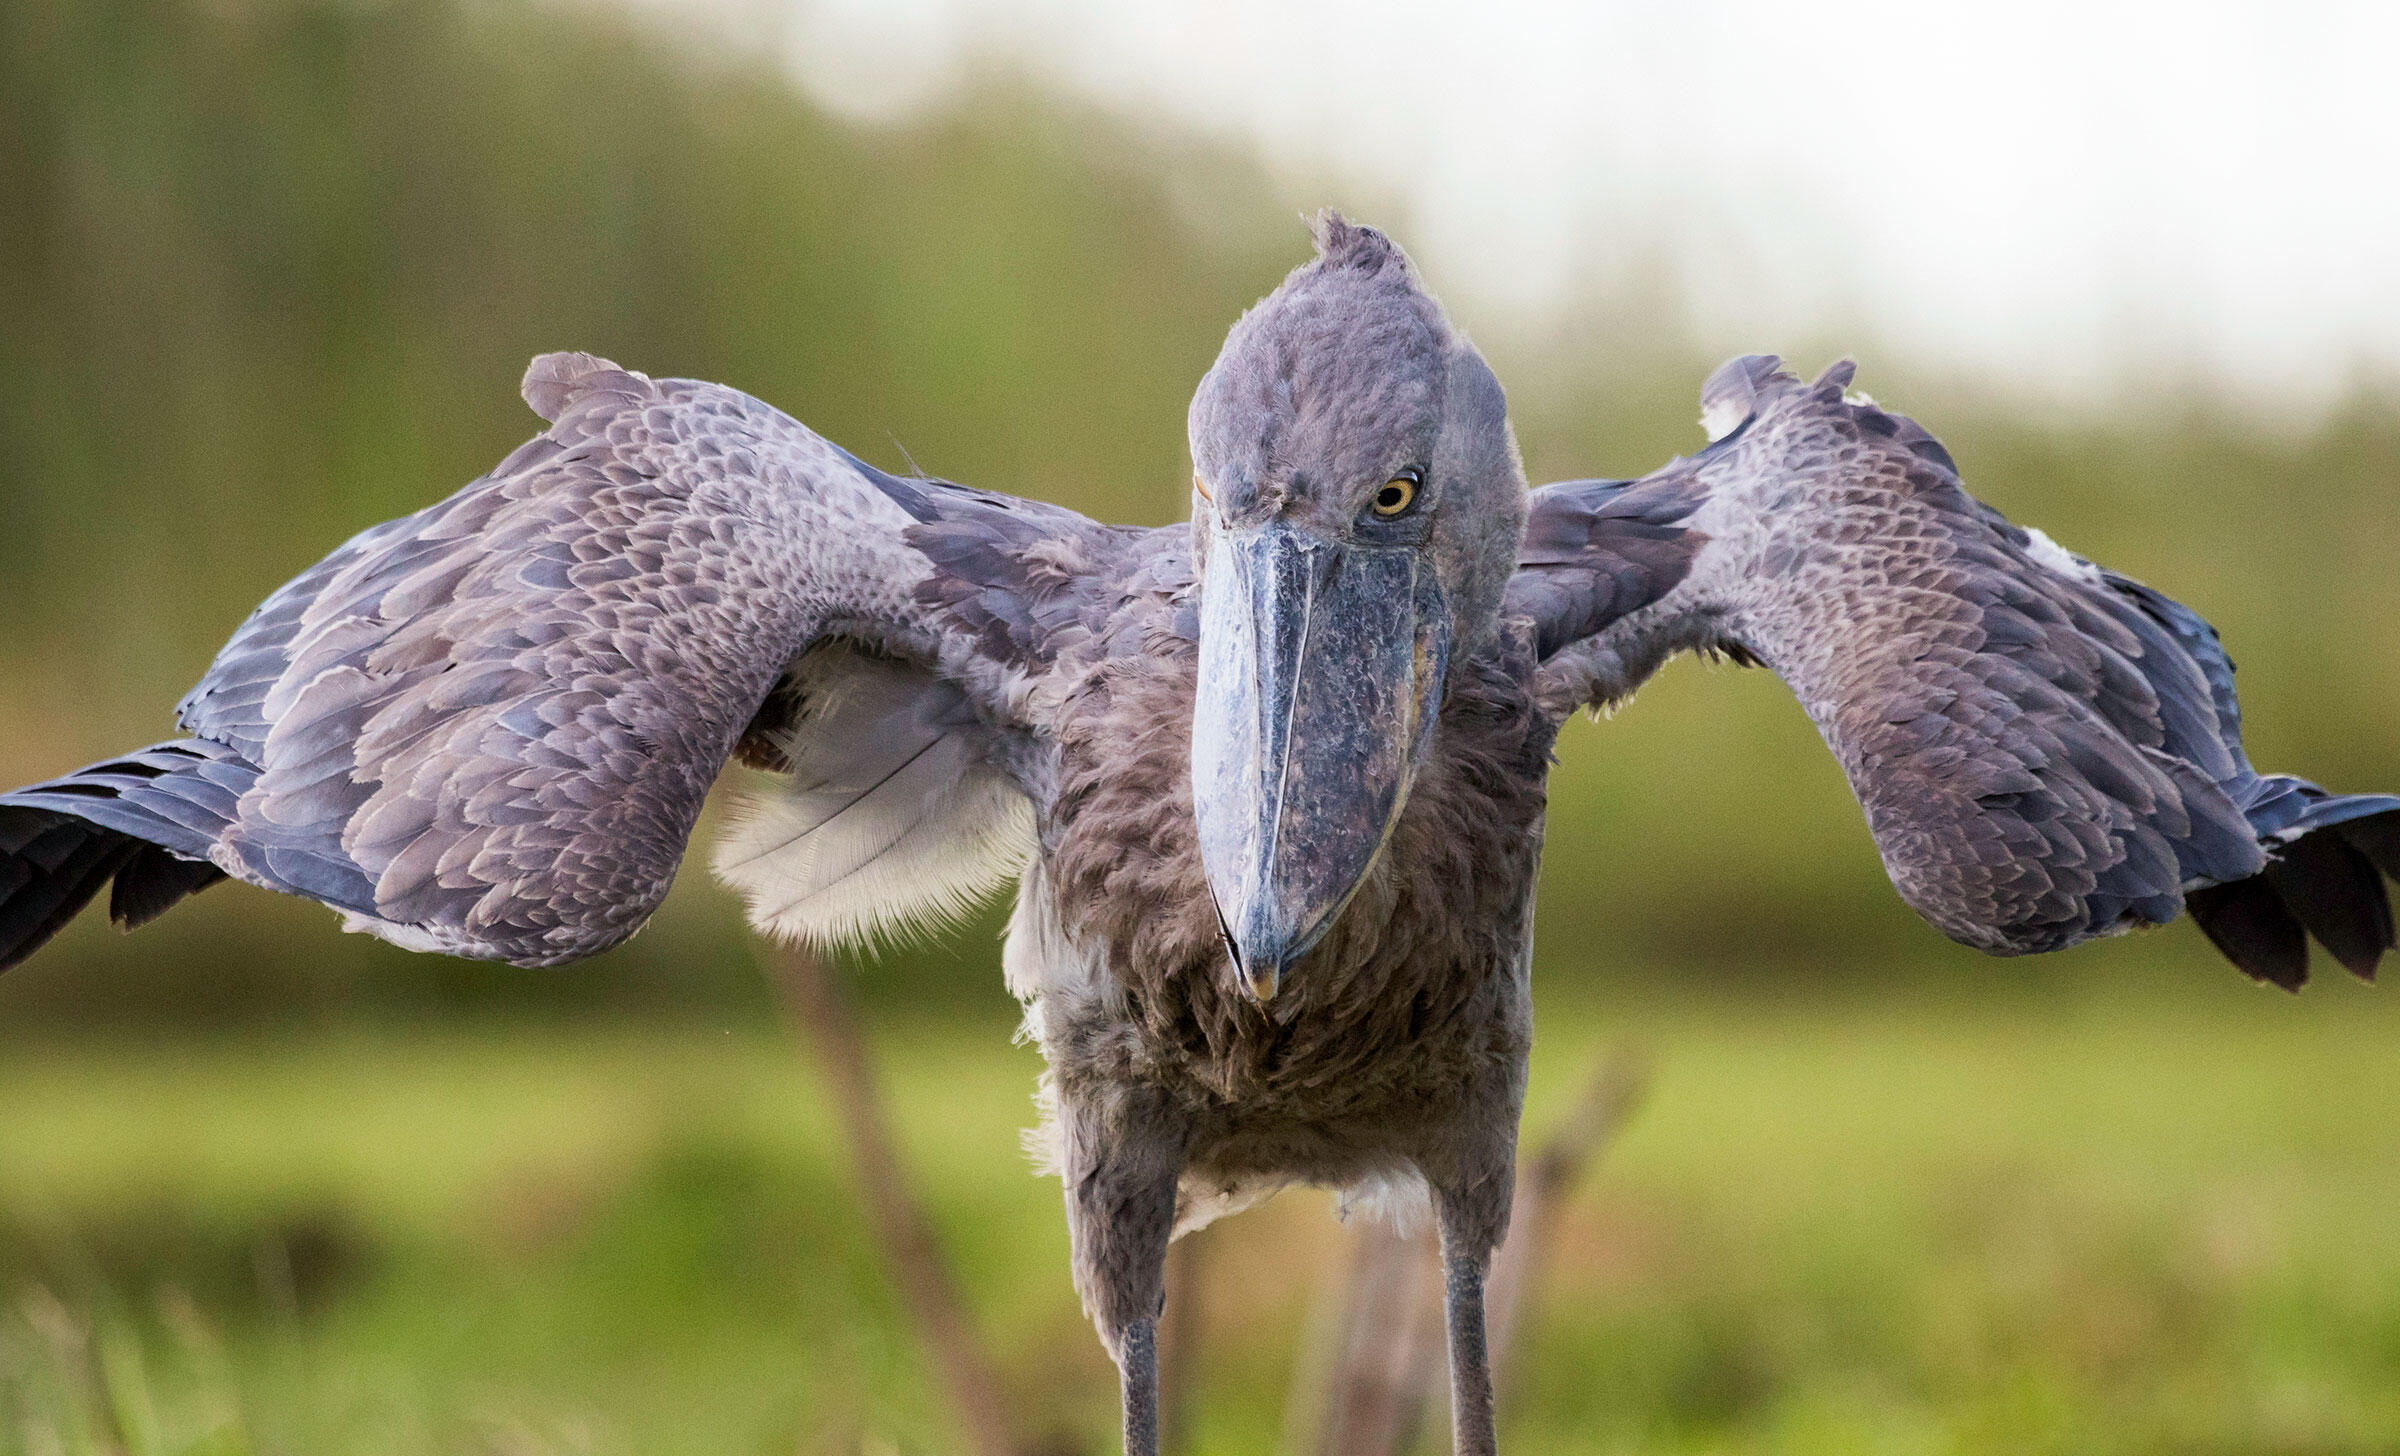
[1292,1051,1649,1456]
[760,942,1022,1456]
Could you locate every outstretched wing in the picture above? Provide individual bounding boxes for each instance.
[1,353,1135,970]
[1508,354,2400,987]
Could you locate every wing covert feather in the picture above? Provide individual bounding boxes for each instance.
[155,354,1109,966]
[1513,355,2400,980]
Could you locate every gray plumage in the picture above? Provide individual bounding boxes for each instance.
[4,214,2394,1454]
[1511,353,2400,983]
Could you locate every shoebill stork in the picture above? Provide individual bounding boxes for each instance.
[3,215,2396,1453]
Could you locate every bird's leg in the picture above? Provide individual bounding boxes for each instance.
[1438,1235,1497,1456]
[1058,1083,1188,1456]
[1120,1312,1161,1456]
[1083,1170,1177,1456]
[1434,1175,1512,1456]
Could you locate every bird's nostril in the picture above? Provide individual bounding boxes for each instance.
[1314,544,1343,590]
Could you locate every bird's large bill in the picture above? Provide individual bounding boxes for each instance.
[1191,520,1450,1000]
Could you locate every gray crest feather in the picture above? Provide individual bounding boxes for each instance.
[1308,211,1409,276]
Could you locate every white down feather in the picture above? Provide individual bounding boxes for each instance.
[712,648,1035,949]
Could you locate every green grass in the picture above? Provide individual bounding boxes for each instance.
[1,963,2397,1454]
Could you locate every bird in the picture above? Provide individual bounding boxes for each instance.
[3,213,2396,1454]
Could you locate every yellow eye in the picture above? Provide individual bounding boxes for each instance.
[1372,473,1419,516]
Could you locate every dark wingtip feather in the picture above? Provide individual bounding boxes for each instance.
[109,845,227,932]
[0,810,139,974]
[2264,829,2393,981]
[2186,877,2310,990]
[2335,808,2400,883]
[1,743,252,968]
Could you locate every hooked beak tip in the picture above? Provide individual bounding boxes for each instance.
[1212,890,1283,1004]
[1209,892,1286,1007]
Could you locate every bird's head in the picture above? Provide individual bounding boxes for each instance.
[1185,213,1527,1003]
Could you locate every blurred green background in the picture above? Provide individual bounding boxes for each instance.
[2,0,2398,1450]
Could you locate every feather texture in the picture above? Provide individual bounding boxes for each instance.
[713,647,1034,949]
[1512,354,2400,982]
[0,354,1111,971]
